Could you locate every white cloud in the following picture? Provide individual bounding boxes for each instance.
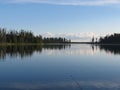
[43,32,98,42]
[2,0,120,6]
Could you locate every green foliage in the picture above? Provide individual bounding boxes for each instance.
[0,28,71,44]
[0,28,42,44]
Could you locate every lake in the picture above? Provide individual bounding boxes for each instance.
[0,44,120,90]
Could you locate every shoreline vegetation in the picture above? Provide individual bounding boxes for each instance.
[0,28,120,45]
[71,33,120,45]
[0,28,71,46]
[91,33,120,45]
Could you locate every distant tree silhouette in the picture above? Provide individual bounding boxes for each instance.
[0,28,71,44]
[92,37,94,43]
[43,37,70,43]
[98,33,120,44]
[0,28,6,43]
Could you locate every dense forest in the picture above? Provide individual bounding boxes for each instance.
[91,33,120,44]
[98,33,120,44]
[0,28,71,44]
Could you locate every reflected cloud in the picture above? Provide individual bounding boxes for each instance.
[1,44,119,60]
[0,80,120,90]
[44,44,98,56]
[0,44,101,60]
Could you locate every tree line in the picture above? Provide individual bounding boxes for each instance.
[43,37,71,43]
[99,33,120,44]
[0,28,71,44]
[92,33,120,44]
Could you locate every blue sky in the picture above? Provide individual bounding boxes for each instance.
[0,0,120,41]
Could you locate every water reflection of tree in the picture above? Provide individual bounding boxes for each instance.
[92,45,120,55]
[0,45,42,60]
[0,44,71,60]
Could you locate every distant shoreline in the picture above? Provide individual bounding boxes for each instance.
[71,42,91,44]
[1,42,120,46]
[0,43,44,46]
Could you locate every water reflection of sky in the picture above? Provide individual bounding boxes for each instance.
[43,44,100,56]
[0,80,120,90]
[1,44,120,59]
[0,44,120,90]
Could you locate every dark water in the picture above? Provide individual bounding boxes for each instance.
[0,44,120,90]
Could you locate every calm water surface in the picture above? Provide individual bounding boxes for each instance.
[0,44,120,90]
